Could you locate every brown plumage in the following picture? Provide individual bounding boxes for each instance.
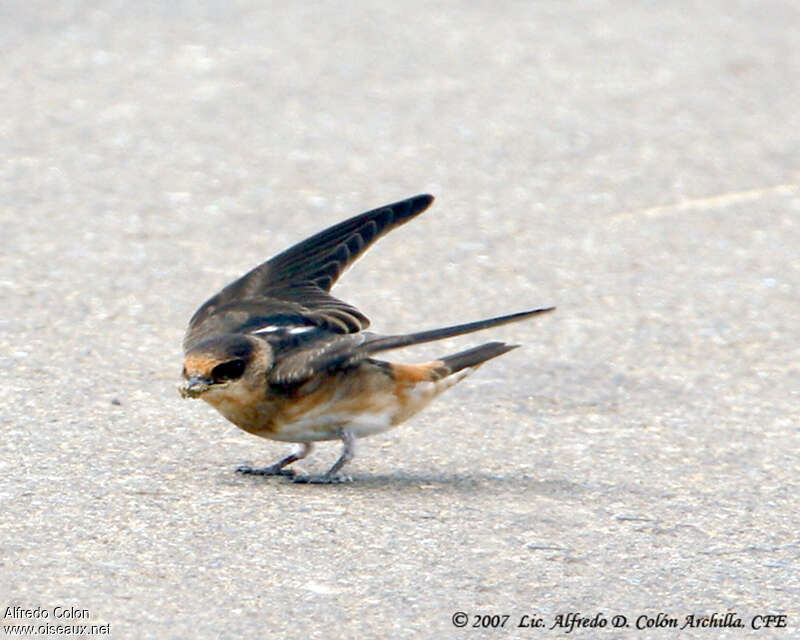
[180,195,554,483]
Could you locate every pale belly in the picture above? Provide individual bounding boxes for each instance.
[268,405,400,442]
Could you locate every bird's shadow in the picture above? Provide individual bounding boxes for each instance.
[229,468,587,497]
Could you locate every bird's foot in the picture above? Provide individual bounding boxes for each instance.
[236,464,296,477]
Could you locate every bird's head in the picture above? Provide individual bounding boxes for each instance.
[179,334,273,401]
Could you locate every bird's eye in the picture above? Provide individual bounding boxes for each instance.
[211,359,246,381]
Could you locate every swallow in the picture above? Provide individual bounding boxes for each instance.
[180,194,554,483]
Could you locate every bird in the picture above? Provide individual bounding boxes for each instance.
[179,194,554,483]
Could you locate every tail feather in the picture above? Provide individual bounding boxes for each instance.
[439,341,519,375]
[362,306,555,356]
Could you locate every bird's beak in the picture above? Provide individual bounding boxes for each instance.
[179,376,212,399]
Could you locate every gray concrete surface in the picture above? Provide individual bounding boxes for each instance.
[2,2,798,638]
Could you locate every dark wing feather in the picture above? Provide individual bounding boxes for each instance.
[268,307,555,386]
[269,333,370,386]
[184,194,434,352]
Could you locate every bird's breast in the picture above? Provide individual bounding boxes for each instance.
[201,382,280,435]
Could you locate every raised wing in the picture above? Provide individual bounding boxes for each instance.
[184,194,434,352]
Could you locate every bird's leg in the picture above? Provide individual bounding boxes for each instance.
[237,443,313,477]
[292,429,355,484]
[324,429,356,477]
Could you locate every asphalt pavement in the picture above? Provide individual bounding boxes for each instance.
[1,2,798,638]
